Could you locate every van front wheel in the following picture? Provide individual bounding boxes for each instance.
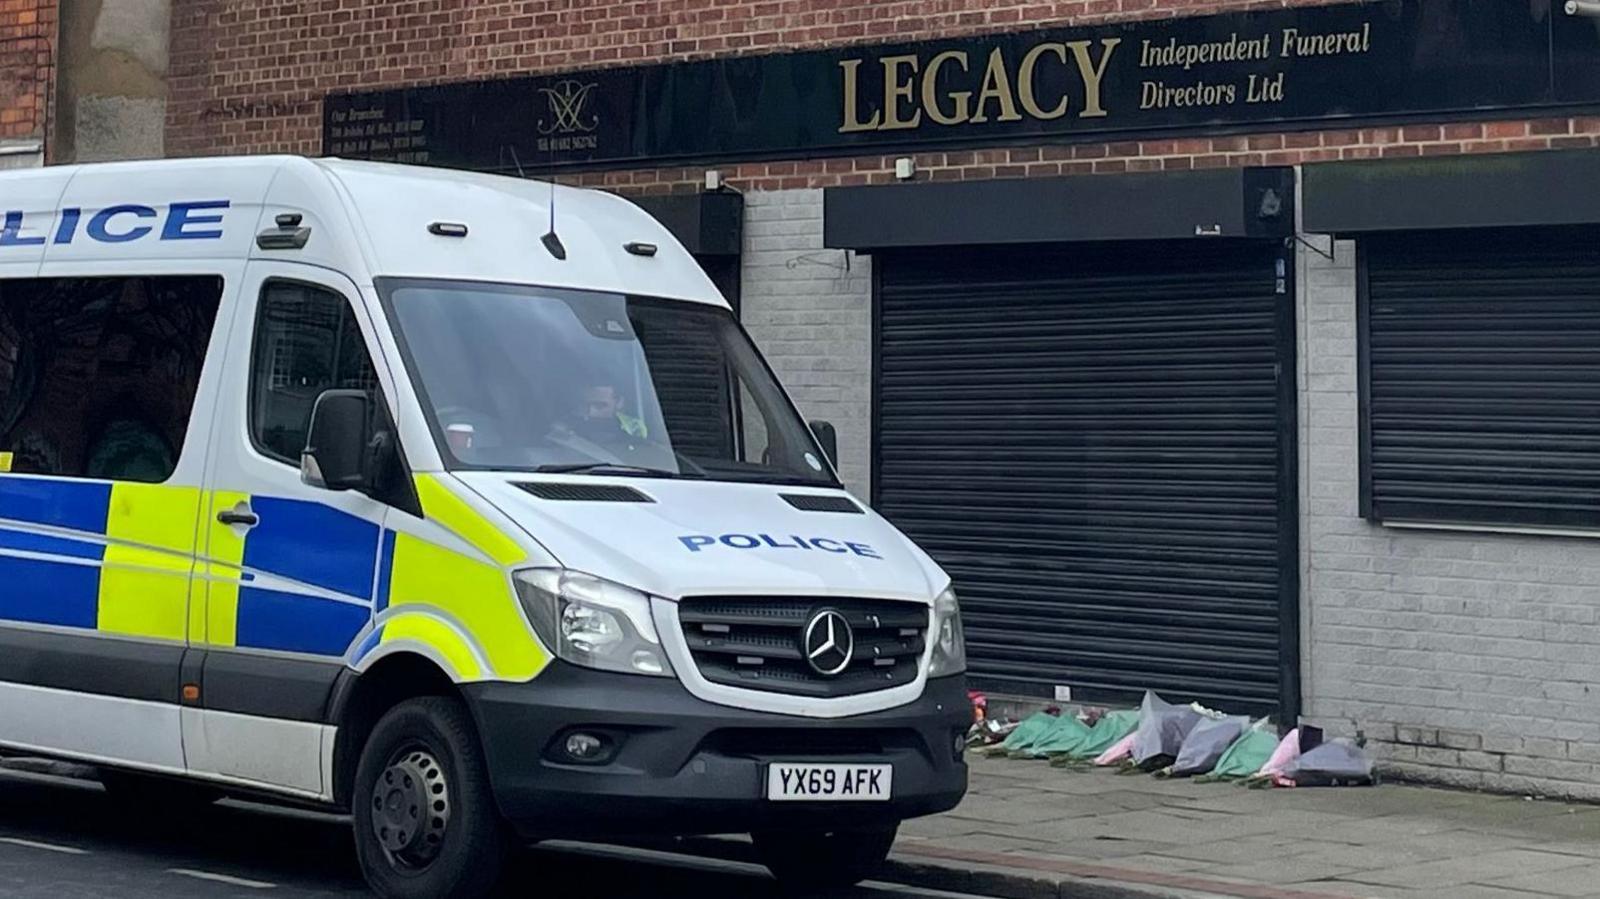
[352,697,510,899]
[752,824,898,892]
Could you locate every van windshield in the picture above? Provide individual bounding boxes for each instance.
[379,278,838,486]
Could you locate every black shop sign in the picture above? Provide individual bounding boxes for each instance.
[324,1,1600,171]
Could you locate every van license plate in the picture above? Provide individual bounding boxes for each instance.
[767,763,892,801]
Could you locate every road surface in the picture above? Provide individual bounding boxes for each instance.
[0,765,997,898]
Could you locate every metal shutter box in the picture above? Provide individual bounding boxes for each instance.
[874,241,1297,716]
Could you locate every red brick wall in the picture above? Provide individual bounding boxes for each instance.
[166,0,1600,193]
[0,0,52,143]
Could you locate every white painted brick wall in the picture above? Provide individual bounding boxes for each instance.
[740,189,873,495]
[0,140,42,170]
[1301,238,1600,799]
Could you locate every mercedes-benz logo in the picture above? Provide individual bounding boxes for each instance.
[803,609,854,677]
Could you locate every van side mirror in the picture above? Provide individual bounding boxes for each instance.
[809,419,838,469]
[302,389,371,491]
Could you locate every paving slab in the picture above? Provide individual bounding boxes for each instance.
[1343,828,1541,859]
[1109,853,1233,875]
[900,814,990,839]
[1279,881,1392,898]
[1416,797,1595,828]
[943,797,1098,826]
[1148,834,1324,866]
[1291,814,1475,845]
[1480,862,1600,897]
[1337,849,1592,889]
[1027,838,1180,861]
[1388,887,1558,899]
[1312,883,1536,895]
[1530,841,1600,861]
[1475,809,1600,843]
[1287,840,1478,871]
[1201,856,1367,884]
[946,831,1068,854]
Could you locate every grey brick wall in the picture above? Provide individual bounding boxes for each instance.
[1301,238,1600,800]
[739,189,873,495]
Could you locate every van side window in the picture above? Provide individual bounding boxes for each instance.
[250,281,381,464]
[0,276,223,483]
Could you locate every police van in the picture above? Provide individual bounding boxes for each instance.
[0,156,969,897]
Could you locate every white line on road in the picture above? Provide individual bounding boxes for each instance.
[167,869,277,889]
[0,836,88,855]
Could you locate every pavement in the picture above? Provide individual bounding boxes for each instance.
[876,754,1600,899]
[7,753,1600,898]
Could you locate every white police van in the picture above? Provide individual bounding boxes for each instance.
[0,156,969,897]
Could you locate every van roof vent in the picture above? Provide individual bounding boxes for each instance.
[515,482,654,503]
[781,493,863,514]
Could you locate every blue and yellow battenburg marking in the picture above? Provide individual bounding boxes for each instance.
[359,475,550,682]
[0,478,200,640]
[0,473,550,684]
[204,494,386,656]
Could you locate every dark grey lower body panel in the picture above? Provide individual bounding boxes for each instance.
[0,626,182,703]
[0,626,342,723]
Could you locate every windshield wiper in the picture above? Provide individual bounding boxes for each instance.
[534,462,700,479]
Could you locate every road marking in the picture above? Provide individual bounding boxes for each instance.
[0,836,88,855]
[168,869,276,889]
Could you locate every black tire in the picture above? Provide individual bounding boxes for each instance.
[352,696,510,899]
[752,824,898,893]
[98,769,221,811]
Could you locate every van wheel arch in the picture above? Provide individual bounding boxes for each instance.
[329,653,462,810]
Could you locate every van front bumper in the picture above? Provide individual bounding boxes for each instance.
[461,662,970,839]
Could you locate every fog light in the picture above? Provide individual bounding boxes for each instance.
[566,732,606,761]
[631,649,665,675]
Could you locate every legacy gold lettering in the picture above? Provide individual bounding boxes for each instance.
[970,48,1022,123]
[922,50,971,124]
[1018,43,1069,120]
[880,54,922,130]
[837,36,1123,133]
[839,59,881,132]
[1067,38,1119,119]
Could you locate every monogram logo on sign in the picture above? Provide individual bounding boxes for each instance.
[537,80,600,135]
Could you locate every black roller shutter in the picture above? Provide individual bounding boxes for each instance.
[1361,227,1600,530]
[875,242,1297,716]
[633,306,735,462]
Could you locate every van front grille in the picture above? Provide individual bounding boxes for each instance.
[677,597,927,698]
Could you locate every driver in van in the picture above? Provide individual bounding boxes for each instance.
[574,382,648,448]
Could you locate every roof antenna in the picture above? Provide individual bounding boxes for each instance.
[510,144,566,261]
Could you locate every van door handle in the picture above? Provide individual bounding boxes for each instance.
[217,509,259,528]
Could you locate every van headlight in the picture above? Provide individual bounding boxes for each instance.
[514,570,672,678]
[928,586,967,677]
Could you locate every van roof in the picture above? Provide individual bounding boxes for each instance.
[0,154,725,307]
